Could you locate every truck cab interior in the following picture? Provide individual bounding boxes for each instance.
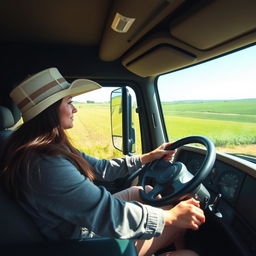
[0,1,255,255]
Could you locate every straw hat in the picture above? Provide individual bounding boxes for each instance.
[10,67,101,122]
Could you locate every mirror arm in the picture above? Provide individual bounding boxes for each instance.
[122,87,130,155]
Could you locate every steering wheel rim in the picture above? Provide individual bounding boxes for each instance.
[137,136,216,206]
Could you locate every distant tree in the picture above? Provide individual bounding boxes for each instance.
[86,100,95,103]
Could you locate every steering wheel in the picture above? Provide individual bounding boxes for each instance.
[126,136,216,206]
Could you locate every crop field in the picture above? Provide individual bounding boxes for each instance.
[162,99,256,154]
[67,99,256,158]
[66,103,121,158]
[66,103,141,158]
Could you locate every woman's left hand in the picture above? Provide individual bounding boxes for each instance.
[140,142,176,165]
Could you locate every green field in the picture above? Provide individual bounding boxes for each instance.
[163,99,256,115]
[67,100,256,158]
[162,99,256,123]
[162,99,256,150]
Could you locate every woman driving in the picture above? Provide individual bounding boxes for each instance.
[0,68,205,256]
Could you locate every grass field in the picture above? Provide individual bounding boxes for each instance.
[66,103,121,158]
[66,103,141,158]
[162,99,256,154]
[67,99,256,158]
[163,99,256,115]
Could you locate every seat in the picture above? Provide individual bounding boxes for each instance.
[0,184,137,255]
[0,105,137,256]
[0,102,21,154]
[0,106,16,153]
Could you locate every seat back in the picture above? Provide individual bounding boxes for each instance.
[0,104,45,244]
[0,104,21,156]
[0,185,137,255]
[0,185,45,244]
[0,106,14,153]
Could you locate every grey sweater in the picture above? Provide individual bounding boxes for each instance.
[20,152,164,241]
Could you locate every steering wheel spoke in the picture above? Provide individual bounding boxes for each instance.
[145,185,165,200]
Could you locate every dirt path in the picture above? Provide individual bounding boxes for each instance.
[216,144,256,155]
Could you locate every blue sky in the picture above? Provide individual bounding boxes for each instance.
[74,45,256,102]
[158,44,256,102]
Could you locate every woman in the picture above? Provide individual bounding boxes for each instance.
[0,68,205,256]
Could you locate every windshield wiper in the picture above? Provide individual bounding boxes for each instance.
[230,153,256,164]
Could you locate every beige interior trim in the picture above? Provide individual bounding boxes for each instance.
[170,0,256,50]
[122,31,256,77]
[125,44,196,77]
[99,0,185,61]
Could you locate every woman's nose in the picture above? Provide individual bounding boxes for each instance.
[73,105,77,113]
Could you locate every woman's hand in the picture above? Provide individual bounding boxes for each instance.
[140,142,176,165]
[163,198,205,230]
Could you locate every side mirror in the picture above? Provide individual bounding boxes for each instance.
[110,87,136,155]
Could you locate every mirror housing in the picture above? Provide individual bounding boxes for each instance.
[110,87,135,155]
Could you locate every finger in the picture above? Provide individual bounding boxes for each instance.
[162,150,176,161]
[196,211,206,224]
[191,198,201,208]
[184,197,201,207]
[189,216,203,230]
[192,206,206,223]
[191,221,200,230]
[185,199,206,223]
[162,155,171,161]
[164,149,176,156]
[163,142,173,148]
[159,143,169,150]
[193,215,203,225]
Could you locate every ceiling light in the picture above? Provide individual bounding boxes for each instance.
[111,13,135,33]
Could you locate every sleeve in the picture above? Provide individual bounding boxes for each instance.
[80,152,142,181]
[32,155,164,240]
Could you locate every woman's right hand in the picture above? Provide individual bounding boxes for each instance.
[163,198,205,230]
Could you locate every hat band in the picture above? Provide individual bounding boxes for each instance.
[18,77,67,110]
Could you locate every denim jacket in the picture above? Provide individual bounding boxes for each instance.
[20,152,164,241]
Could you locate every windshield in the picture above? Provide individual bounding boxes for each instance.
[158,45,256,157]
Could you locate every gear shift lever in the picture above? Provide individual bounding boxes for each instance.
[208,194,222,218]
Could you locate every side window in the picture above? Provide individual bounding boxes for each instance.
[158,45,256,156]
[67,86,142,159]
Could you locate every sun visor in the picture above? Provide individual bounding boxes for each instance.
[169,0,256,50]
[124,45,196,77]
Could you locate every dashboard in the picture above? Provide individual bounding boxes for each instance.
[178,150,245,204]
[175,146,256,255]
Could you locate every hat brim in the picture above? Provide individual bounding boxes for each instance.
[22,79,101,122]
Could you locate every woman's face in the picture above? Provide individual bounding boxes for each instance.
[59,96,77,129]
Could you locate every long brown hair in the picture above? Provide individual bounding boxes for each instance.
[0,99,97,199]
